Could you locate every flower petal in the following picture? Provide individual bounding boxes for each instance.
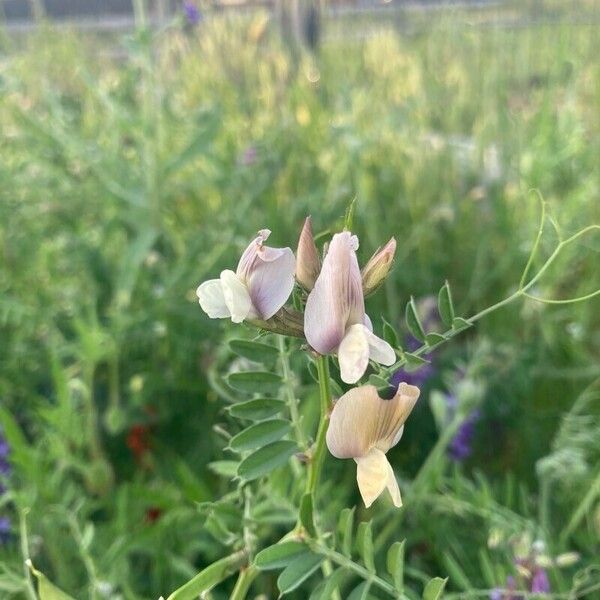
[376,383,420,453]
[220,270,252,323]
[196,279,230,319]
[296,216,321,291]
[385,458,402,507]
[355,448,389,508]
[246,247,296,320]
[363,328,396,366]
[326,384,420,459]
[236,229,271,282]
[338,324,370,384]
[305,232,365,354]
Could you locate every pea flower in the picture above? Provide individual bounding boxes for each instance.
[196,229,295,324]
[295,216,321,291]
[361,237,397,297]
[326,383,420,508]
[304,232,395,383]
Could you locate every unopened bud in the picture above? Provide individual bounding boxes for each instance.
[361,237,396,296]
[295,216,321,291]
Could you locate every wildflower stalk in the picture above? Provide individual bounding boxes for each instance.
[305,354,340,600]
[379,224,600,378]
[307,539,409,599]
[306,355,332,496]
[278,336,307,451]
[230,566,258,600]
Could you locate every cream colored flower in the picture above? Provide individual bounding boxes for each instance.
[326,383,420,508]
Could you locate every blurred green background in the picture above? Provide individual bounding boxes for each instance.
[0,1,599,598]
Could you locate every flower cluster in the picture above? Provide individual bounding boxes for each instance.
[0,427,11,545]
[197,219,419,508]
[196,219,397,384]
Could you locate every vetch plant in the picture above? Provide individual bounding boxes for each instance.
[155,201,600,599]
[22,200,598,599]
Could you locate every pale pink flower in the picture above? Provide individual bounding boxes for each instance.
[304,232,395,383]
[196,229,295,323]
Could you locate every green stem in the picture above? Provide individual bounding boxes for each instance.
[278,336,307,450]
[230,566,258,600]
[309,541,407,599]
[306,355,332,496]
[18,509,38,600]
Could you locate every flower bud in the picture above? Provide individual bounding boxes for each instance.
[361,237,396,296]
[296,216,321,291]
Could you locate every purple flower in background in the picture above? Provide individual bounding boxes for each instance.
[391,296,440,389]
[0,427,11,545]
[183,1,202,26]
[390,361,435,389]
[240,145,258,167]
[448,406,480,462]
[531,569,550,594]
[0,516,10,545]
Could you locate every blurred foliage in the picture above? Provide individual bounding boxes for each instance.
[0,0,599,598]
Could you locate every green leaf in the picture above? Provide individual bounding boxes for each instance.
[227,398,286,421]
[356,521,375,573]
[299,493,316,537]
[425,332,446,346]
[423,577,448,600]
[207,460,239,478]
[255,541,309,570]
[338,507,355,557]
[405,296,425,342]
[344,197,357,230]
[166,551,246,600]
[227,371,283,394]
[237,440,298,481]
[28,563,76,600]
[229,419,291,452]
[311,568,349,600]
[368,374,391,389]
[348,581,371,600]
[382,317,399,347]
[438,282,455,327]
[452,317,472,332]
[277,553,323,596]
[229,339,279,363]
[443,553,471,591]
[386,540,405,592]
[404,353,430,372]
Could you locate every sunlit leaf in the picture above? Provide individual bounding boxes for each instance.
[28,562,76,600]
[423,577,448,600]
[348,581,371,600]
